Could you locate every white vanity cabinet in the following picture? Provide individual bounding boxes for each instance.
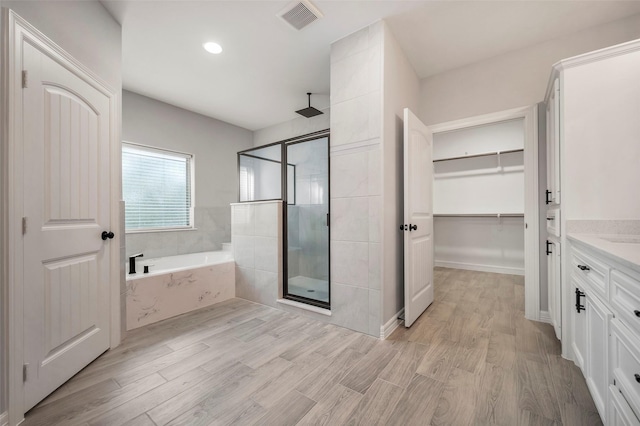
[569,237,640,424]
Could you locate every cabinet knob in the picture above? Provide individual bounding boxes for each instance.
[635,374,640,383]
[634,310,640,318]
[577,264,590,271]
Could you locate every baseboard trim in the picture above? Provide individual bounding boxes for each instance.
[435,261,525,276]
[539,310,552,324]
[1,411,7,426]
[380,308,404,340]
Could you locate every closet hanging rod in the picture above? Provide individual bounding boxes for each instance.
[433,148,524,163]
[434,213,524,218]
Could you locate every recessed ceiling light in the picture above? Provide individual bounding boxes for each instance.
[203,42,222,54]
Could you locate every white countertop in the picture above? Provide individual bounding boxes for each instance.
[567,233,640,273]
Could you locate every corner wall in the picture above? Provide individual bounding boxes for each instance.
[380,23,420,328]
[122,90,254,259]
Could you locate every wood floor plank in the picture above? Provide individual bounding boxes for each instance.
[386,374,445,426]
[473,363,518,425]
[344,378,404,426]
[121,413,156,426]
[560,402,603,426]
[432,368,479,426]
[487,331,517,369]
[378,341,429,388]
[297,383,363,426]
[252,390,316,426]
[25,373,165,426]
[547,354,597,411]
[87,367,210,426]
[340,343,399,394]
[415,338,458,382]
[516,355,562,422]
[296,348,364,402]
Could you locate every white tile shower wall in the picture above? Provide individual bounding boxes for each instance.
[329,21,384,336]
[232,201,282,309]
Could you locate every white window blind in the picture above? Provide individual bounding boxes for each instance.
[123,143,193,231]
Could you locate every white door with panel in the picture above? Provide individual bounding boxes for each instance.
[22,41,113,410]
[403,108,434,328]
[585,291,612,420]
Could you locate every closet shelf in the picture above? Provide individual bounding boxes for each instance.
[433,148,524,163]
[434,213,524,218]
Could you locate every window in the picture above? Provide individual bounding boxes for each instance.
[122,143,194,232]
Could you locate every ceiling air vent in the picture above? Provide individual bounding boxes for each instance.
[278,0,324,30]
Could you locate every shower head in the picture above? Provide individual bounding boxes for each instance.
[295,92,324,118]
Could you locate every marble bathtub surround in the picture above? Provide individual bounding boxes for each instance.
[126,261,235,330]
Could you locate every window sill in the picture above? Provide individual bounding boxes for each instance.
[125,227,198,235]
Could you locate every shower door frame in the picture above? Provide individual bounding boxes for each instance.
[282,131,331,310]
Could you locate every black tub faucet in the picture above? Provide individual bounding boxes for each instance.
[129,253,144,274]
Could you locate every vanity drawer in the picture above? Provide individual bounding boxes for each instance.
[572,245,609,301]
[612,270,640,339]
[611,319,640,415]
[610,385,640,426]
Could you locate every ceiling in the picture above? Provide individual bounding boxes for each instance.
[101,1,640,131]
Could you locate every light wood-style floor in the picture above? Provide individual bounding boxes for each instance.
[24,268,602,426]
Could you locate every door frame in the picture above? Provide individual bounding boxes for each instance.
[1,10,121,424]
[428,105,540,321]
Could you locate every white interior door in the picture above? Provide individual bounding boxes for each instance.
[403,108,434,328]
[22,41,112,411]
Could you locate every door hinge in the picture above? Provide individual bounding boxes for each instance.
[22,70,28,88]
[23,363,28,382]
[22,217,27,235]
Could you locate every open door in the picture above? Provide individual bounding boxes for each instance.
[403,108,434,327]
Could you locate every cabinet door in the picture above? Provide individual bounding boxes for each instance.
[609,385,640,426]
[546,78,561,205]
[573,277,587,371]
[586,292,613,421]
[547,240,561,340]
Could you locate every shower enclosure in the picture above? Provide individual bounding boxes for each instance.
[237,132,330,309]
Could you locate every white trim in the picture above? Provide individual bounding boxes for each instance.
[380,309,404,340]
[276,299,331,316]
[554,38,640,71]
[435,261,524,276]
[0,411,7,426]
[3,10,121,424]
[430,105,540,322]
[329,138,380,155]
[539,310,552,324]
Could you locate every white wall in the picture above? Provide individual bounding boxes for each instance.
[380,22,420,326]
[563,48,640,221]
[419,13,640,126]
[123,90,253,259]
[0,1,122,417]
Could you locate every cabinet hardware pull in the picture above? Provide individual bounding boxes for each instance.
[577,265,590,271]
[634,310,640,318]
[409,224,417,231]
[635,374,640,383]
[575,288,585,313]
[545,190,552,205]
[546,240,552,255]
[546,217,555,221]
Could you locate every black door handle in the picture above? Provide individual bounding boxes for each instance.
[101,231,115,240]
[575,288,585,313]
[409,224,417,231]
[546,240,552,255]
[546,190,552,205]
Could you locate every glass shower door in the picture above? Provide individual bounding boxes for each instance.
[285,136,330,308]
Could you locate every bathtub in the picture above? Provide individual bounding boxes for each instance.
[126,250,235,330]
